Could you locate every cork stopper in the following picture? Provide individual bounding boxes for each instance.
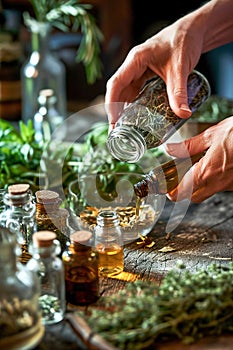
[8,183,30,195]
[33,231,57,247]
[70,230,92,245]
[36,190,60,204]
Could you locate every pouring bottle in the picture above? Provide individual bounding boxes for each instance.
[107,70,210,163]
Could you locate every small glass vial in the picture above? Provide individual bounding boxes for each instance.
[94,210,124,277]
[62,230,99,306]
[0,226,44,349]
[27,230,66,325]
[34,88,66,143]
[134,152,204,198]
[35,189,70,255]
[107,70,210,163]
[0,183,36,263]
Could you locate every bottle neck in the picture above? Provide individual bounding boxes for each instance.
[96,210,120,228]
[69,242,92,253]
[134,152,205,197]
[36,201,60,215]
[30,22,50,54]
[107,125,146,163]
[31,242,59,259]
[3,191,33,207]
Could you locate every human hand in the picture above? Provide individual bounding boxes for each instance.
[105,11,204,130]
[105,0,233,131]
[165,116,233,203]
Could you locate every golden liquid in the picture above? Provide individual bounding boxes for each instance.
[135,196,144,219]
[96,243,124,277]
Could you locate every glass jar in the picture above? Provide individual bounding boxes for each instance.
[21,22,67,124]
[35,189,70,254]
[94,210,124,277]
[62,230,99,306]
[27,230,66,325]
[0,183,36,264]
[0,226,44,350]
[107,70,211,163]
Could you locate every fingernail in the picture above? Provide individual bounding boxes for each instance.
[180,104,191,113]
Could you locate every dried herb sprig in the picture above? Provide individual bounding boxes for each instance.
[78,263,233,349]
[24,0,103,84]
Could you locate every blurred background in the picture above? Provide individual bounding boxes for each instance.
[1,0,233,122]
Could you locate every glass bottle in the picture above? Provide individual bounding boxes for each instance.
[27,230,66,325]
[107,70,211,163]
[94,210,124,277]
[0,226,44,350]
[134,152,205,198]
[34,88,66,143]
[21,22,67,124]
[0,183,36,264]
[35,189,70,255]
[62,230,99,306]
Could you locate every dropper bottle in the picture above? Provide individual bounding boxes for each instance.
[134,152,204,198]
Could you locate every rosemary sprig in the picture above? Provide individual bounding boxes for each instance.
[24,0,103,84]
[78,263,233,349]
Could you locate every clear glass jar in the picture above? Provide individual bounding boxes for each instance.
[35,189,70,255]
[107,70,211,163]
[21,22,67,124]
[62,230,99,306]
[0,226,44,350]
[27,230,66,325]
[34,88,66,143]
[94,210,124,277]
[0,183,36,264]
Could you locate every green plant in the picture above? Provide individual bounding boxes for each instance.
[24,0,103,84]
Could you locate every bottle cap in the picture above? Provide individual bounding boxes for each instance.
[8,183,30,195]
[33,231,57,247]
[36,190,60,204]
[70,230,92,245]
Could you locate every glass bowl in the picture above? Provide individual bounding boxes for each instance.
[68,172,165,244]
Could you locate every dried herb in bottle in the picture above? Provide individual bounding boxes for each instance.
[27,230,66,325]
[107,70,210,163]
[35,189,69,254]
[0,183,36,263]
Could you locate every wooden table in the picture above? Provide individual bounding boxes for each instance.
[34,191,233,350]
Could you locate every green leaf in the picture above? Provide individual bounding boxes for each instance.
[25,0,103,84]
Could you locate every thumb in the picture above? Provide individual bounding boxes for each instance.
[166,74,192,119]
[166,132,209,157]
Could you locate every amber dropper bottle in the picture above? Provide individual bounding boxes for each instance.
[134,152,204,198]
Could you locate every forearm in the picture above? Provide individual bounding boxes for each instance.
[187,0,233,53]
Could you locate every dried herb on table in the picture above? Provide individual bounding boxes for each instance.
[76,263,233,350]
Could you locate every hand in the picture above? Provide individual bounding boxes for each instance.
[105,17,201,129]
[165,116,233,203]
[105,0,233,130]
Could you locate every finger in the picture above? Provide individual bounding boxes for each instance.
[166,69,192,119]
[166,129,212,157]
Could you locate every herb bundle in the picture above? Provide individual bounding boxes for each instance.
[78,263,233,349]
[24,0,103,84]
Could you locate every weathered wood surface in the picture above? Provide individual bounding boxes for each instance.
[35,191,233,350]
